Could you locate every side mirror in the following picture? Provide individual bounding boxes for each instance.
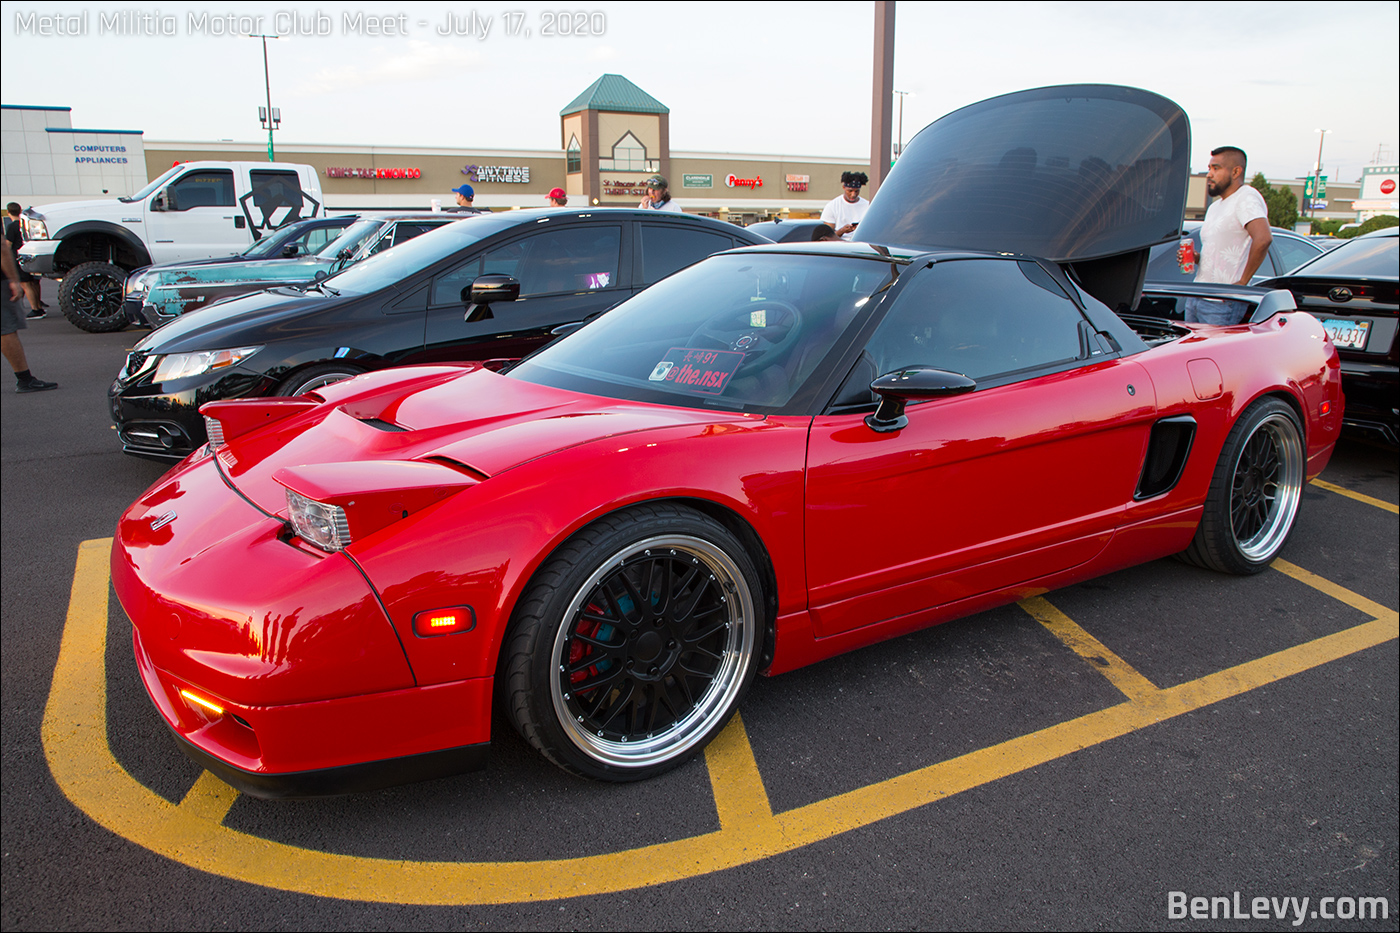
[866,367,976,433]
[280,244,300,258]
[151,191,169,211]
[464,274,520,323]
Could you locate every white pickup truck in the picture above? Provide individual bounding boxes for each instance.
[19,161,323,332]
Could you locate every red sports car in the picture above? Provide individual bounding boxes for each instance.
[112,86,1344,796]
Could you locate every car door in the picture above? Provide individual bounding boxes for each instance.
[804,257,1158,637]
[412,222,628,364]
[145,168,248,263]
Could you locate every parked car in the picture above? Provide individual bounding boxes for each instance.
[124,212,461,328]
[1143,221,1324,293]
[18,161,324,332]
[743,218,835,242]
[1259,228,1398,444]
[110,208,768,459]
[110,85,1343,797]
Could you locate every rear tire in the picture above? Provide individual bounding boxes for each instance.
[1181,397,1305,574]
[58,262,128,332]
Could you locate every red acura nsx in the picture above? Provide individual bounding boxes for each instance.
[112,86,1343,796]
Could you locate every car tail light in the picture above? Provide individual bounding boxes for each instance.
[413,607,475,637]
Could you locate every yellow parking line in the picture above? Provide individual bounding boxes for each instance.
[705,714,775,830]
[1018,596,1159,700]
[42,539,1398,905]
[178,771,241,823]
[1273,558,1398,620]
[1310,478,1399,514]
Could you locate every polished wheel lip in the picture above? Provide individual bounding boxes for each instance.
[288,370,360,394]
[549,534,755,768]
[1230,411,1305,562]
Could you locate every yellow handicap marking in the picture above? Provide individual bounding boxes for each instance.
[44,539,1398,905]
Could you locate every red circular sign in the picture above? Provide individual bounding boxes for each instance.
[1381,178,1397,195]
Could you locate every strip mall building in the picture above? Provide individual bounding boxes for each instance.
[5,74,1390,226]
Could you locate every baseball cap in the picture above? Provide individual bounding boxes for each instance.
[548,187,566,199]
[451,184,474,198]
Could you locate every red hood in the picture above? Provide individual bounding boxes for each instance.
[217,366,759,515]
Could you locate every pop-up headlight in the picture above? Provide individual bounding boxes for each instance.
[286,489,353,552]
[274,460,482,553]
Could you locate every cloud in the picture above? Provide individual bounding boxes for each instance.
[295,41,484,94]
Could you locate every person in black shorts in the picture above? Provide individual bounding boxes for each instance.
[1,237,57,392]
[4,203,45,318]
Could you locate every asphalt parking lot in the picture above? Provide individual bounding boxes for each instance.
[2,300,1397,931]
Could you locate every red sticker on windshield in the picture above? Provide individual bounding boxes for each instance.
[648,347,744,394]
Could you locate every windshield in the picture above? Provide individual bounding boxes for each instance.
[121,164,185,203]
[318,219,487,295]
[317,219,385,259]
[1288,233,1398,278]
[511,252,897,411]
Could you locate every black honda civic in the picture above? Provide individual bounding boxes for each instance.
[111,208,769,459]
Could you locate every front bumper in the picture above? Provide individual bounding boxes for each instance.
[17,239,59,275]
[111,453,495,795]
[110,364,277,460]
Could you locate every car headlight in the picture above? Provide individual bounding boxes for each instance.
[152,346,262,383]
[286,489,352,552]
[21,214,48,240]
[125,271,155,297]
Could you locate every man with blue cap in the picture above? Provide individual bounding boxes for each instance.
[449,184,483,214]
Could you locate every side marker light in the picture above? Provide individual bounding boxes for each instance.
[179,689,225,715]
[413,606,475,637]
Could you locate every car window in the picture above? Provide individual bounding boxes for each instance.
[640,225,734,284]
[430,226,622,306]
[167,170,235,210]
[1272,235,1321,274]
[1286,234,1397,277]
[512,252,895,411]
[296,225,344,255]
[833,258,1088,409]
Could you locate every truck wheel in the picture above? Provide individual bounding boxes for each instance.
[58,262,128,333]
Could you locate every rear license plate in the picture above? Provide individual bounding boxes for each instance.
[1322,318,1371,350]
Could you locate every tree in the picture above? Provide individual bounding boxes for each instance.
[1249,173,1298,230]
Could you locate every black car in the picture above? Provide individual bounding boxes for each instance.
[1260,228,1399,444]
[1143,220,1324,290]
[110,209,769,459]
[743,218,836,243]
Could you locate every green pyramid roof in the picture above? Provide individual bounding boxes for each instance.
[560,74,669,116]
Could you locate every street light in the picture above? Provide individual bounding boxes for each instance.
[249,34,282,162]
[1310,128,1329,219]
[894,90,909,160]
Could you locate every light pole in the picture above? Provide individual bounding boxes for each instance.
[894,90,909,160]
[250,34,282,162]
[1310,128,1329,219]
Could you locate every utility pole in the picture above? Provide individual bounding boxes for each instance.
[868,2,895,195]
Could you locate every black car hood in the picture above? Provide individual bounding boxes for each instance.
[857,84,1190,308]
[135,287,344,354]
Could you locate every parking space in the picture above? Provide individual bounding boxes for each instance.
[3,311,1396,927]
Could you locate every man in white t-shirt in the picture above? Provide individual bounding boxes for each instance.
[1182,146,1272,325]
[821,171,869,240]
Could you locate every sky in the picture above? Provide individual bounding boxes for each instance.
[7,0,1398,184]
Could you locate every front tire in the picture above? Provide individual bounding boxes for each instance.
[1181,397,1305,574]
[502,504,762,781]
[58,262,128,332]
[274,362,366,396]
